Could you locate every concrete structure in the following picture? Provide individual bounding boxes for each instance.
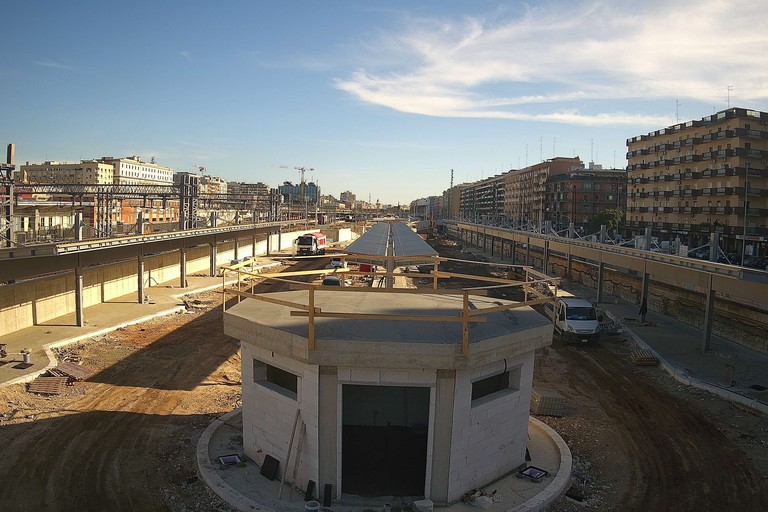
[224,288,552,504]
[626,107,768,254]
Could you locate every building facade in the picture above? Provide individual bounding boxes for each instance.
[18,160,114,184]
[100,155,174,186]
[544,165,627,234]
[626,107,768,255]
[458,174,506,224]
[505,157,583,229]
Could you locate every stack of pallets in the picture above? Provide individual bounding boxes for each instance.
[630,349,658,366]
[27,361,95,395]
[27,377,70,395]
[48,361,94,381]
[530,387,565,417]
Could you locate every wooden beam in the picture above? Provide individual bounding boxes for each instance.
[290,310,487,323]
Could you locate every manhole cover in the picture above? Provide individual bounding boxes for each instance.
[749,384,767,391]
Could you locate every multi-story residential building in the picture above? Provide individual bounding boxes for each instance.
[278,181,319,204]
[100,155,174,186]
[18,160,114,184]
[459,174,506,223]
[626,107,768,255]
[505,157,583,228]
[544,164,627,233]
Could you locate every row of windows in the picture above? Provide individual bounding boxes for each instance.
[253,358,522,405]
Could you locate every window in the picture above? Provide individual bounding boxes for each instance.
[253,359,298,399]
[471,365,522,402]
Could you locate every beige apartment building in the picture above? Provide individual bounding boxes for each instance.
[18,160,114,184]
[626,107,768,257]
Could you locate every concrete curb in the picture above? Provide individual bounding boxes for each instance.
[509,417,572,512]
[607,311,768,415]
[196,408,274,512]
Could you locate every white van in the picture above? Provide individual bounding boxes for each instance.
[554,296,600,343]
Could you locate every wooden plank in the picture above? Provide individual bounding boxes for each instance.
[49,361,94,381]
[291,310,487,323]
[27,377,70,395]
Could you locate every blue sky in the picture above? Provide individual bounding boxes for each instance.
[2,0,767,205]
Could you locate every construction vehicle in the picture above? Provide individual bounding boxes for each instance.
[552,291,601,343]
[296,232,327,256]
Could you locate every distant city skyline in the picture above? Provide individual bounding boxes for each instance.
[2,0,766,204]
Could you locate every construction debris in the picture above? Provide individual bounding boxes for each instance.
[630,349,659,366]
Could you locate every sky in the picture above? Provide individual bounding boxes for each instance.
[2,0,767,205]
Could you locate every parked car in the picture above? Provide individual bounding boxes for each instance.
[321,276,341,286]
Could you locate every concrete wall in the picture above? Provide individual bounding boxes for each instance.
[241,343,319,489]
[459,229,768,355]
[447,353,533,503]
[0,229,308,335]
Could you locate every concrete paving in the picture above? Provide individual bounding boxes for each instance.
[197,409,572,512]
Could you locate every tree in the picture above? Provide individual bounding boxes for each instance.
[590,208,625,233]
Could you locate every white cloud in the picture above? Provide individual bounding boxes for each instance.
[32,59,74,70]
[335,0,768,126]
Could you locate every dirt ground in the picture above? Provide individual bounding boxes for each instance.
[1,247,768,511]
[419,238,768,512]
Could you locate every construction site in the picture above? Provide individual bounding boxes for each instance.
[1,221,768,511]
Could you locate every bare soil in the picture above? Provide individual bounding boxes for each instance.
[1,246,767,511]
[419,237,768,512]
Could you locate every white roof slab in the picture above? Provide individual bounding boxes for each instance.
[224,290,552,369]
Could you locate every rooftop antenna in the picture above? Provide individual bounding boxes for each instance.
[675,100,680,123]
[727,85,733,108]
[553,137,556,158]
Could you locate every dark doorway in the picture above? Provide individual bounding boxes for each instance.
[342,384,430,497]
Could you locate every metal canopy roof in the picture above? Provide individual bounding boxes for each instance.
[344,221,437,267]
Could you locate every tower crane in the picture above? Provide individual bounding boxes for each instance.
[191,164,207,176]
[295,166,314,204]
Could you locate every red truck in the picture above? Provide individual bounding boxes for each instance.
[296,232,327,256]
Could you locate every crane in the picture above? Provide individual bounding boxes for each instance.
[191,164,207,176]
[295,166,314,204]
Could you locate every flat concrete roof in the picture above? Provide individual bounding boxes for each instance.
[227,290,548,343]
[224,290,553,369]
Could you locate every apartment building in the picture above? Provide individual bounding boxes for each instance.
[504,157,583,228]
[459,174,506,223]
[626,107,768,255]
[544,165,627,233]
[18,160,114,184]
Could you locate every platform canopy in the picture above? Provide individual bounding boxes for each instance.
[344,221,437,268]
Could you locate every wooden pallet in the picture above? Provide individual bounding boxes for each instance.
[630,349,658,366]
[49,361,94,381]
[27,376,70,395]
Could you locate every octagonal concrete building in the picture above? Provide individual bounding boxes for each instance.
[224,286,552,504]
